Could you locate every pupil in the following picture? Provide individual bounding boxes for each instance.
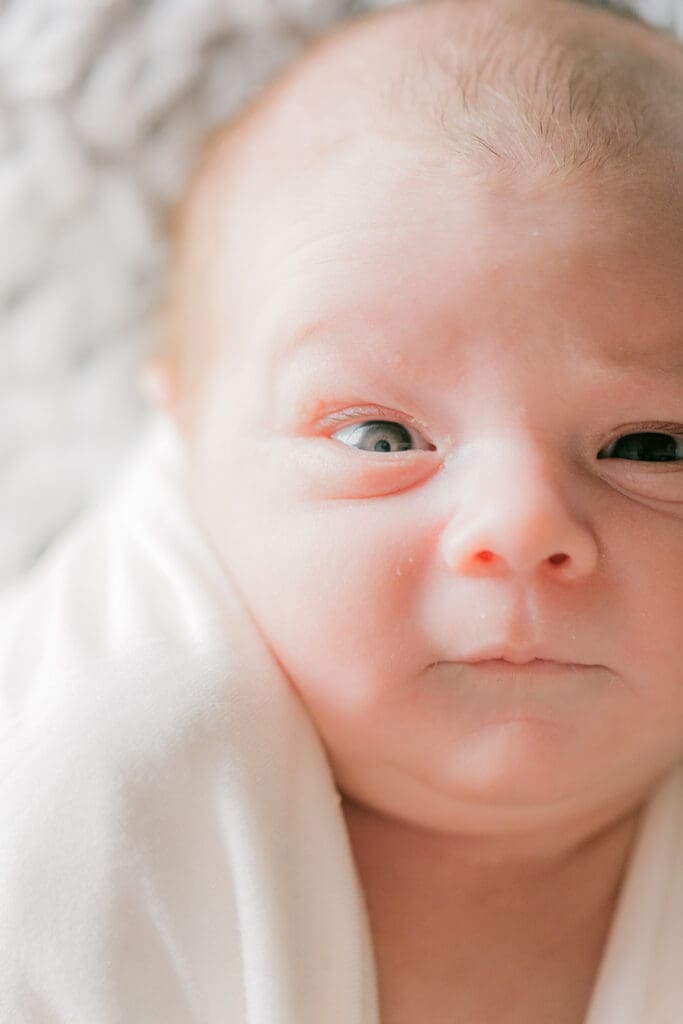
[374,439,392,452]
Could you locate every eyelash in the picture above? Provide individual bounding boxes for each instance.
[321,405,429,435]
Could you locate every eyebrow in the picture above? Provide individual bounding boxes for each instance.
[597,338,683,376]
[275,318,343,361]
[272,316,396,377]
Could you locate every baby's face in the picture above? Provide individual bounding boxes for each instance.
[185,138,683,838]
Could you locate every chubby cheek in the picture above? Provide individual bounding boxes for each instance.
[613,527,683,677]
[591,518,683,763]
[192,459,435,710]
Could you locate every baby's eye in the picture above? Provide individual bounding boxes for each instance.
[598,432,683,462]
[332,419,433,453]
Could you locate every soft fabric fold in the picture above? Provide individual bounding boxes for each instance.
[0,414,379,1024]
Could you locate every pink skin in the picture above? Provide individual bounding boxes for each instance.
[181,138,683,859]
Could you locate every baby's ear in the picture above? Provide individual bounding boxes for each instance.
[136,356,195,439]
[135,356,180,418]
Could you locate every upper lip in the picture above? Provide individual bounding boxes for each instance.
[461,645,584,666]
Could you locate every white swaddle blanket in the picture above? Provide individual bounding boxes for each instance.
[0,415,378,1023]
[1,413,683,1023]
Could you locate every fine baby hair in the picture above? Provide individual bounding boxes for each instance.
[144,0,683,425]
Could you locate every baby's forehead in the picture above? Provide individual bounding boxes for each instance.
[230,183,679,383]
[168,0,683,406]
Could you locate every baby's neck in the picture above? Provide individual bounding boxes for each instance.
[342,796,644,1024]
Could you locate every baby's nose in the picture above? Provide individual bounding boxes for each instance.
[439,442,599,583]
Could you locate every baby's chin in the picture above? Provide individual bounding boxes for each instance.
[331,705,654,843]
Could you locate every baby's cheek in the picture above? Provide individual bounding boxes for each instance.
[251,501,431,661]
[188,432,438,665]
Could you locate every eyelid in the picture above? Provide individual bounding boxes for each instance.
[604,422,683,439]
[318,404,432,437]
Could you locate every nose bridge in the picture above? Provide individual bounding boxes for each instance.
[440,436,598,582]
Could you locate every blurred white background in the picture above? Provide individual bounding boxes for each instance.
[0,0,681,585]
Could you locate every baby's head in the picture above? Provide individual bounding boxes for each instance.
[153,0,683,841]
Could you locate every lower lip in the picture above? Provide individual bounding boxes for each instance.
[427,660,603,717]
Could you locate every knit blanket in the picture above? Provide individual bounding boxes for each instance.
[1,0,682,587]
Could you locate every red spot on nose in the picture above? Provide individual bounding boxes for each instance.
[549,553,568,565]
[477,550,494,562]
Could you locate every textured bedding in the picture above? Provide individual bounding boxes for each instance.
[1,0,682,587]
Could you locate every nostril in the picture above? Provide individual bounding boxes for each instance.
[473,550,569,567]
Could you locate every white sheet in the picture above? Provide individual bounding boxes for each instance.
[1,413,682,1022]
[585,764,683,1023]
[0,414,378,1023]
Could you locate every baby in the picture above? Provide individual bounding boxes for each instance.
[4,0,683,1021]
[140,0,683,1020]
